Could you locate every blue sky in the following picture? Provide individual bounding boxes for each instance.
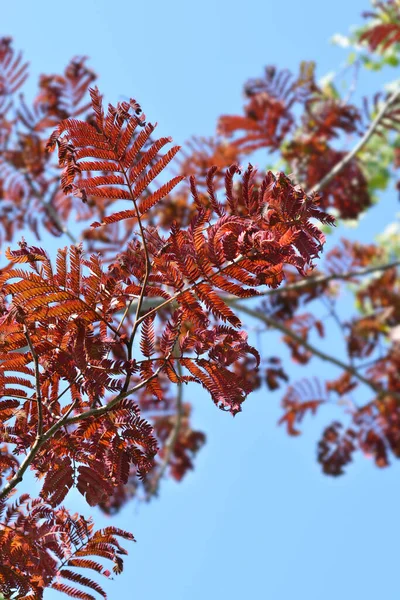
[2,1,400,599]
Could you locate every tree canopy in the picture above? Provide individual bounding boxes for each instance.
[1,1,400,597]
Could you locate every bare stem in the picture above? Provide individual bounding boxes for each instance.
[23,325,43,440]
[44,199,77,244]
[120,165,152,358]
[146,348,184,499]
[229,302,397,399]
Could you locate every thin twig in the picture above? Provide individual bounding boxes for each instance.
[23,173,77,244]
[134,254,246,329]
[223,260,400,302]
[343,59,360,106]
[115,297,135,337]
[119,165,152,360]
[64,355,172,426]
[44,199,77,244]
[23,325,43,440]
[146,347,184,499]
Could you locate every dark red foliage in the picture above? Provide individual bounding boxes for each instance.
[0,494,134,598]
[278,379,326,436]
[218,63,317,154]
[360,1,400,52]
[0,63,335,595]
[326,372,358,397]
[302,97,362,139]
[317,423,357,476]
[324,239,385,274]
[1,9,400,592]
[265,357,288,391]
[282,140,371,219]
[152,403,206,482]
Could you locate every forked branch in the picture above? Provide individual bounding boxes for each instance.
[0,354,170,502]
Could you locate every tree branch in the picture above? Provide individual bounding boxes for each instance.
[309,86,400,195]
[229,301,399,400]
[44,198,77,244]
[0,352,170,502]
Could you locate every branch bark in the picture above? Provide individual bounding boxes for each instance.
[309,86,400,195]
[229,301,399,401]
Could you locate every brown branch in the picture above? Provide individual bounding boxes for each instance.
[229,301,397,399]
[309,85,400,195]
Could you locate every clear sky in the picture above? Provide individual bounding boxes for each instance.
[2,1,400,599]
